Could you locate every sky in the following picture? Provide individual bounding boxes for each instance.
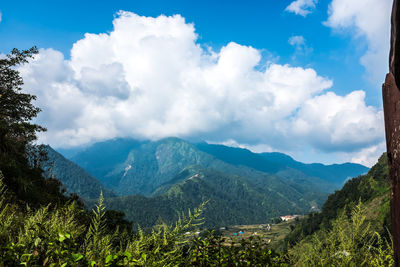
[0,0,393,167]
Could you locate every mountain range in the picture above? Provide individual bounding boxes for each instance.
[48,137,369,227]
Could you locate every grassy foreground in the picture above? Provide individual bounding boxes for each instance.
[0,171,394,266]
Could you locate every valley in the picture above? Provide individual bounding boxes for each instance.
[219,219,301,249]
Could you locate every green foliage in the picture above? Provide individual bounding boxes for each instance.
[185,231,282,266]
[284,153,390,248]
[0,47,44,143]
[0,185,392,266]
[288,202,393,266]
[0,185,208,266]
[0,173,280,266]
[0,48,71,207]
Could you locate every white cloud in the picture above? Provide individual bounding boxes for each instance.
[325,0,392,85]
[210,139,275,154]
[346,141,386,167]
[285,0,318,17]
[0,12,2,23]
[288,35,313,58]
[291,90,384,152]
[19,11,384,164]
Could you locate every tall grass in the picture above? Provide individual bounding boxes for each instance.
[288,202,394,266]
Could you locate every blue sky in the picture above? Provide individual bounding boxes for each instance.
[0,0,392,166]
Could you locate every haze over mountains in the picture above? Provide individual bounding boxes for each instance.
[49,137,369,227]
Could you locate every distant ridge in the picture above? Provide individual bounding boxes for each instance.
[195,142,369,185]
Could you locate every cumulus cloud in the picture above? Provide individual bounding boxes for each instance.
[345,141,386,167]
[19,11,384,164]
[325,0,392,85]
[291,90,384,152]
[285,0,318,17]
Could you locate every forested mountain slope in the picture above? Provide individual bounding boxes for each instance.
[44,146,117,199]
[68,138,145,182]
[284,153,391,247]
[92,166,327,228]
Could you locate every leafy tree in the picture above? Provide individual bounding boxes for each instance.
[0,47,68,206]
[0,47,44,150]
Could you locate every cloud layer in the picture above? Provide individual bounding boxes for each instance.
[19,11,384,166]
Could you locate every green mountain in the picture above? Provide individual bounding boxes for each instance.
[89,166,322,228]
[58,137,369,228]
[67,138,145,181]
[67,137,351,197]
[45,146,117,199]
[69,137,215,195]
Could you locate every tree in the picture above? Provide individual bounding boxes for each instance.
[0,47,68,207]
[382,1,400,265]
[0,47,45,155]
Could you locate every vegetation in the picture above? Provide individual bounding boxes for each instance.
[0,173,393,266]
[0,47,73,207]
[90,166,326,229]
[284,153,391,248]
[0,175,284,266]
[288,202,393,266]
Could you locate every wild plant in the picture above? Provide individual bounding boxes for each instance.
[288,201,394,266]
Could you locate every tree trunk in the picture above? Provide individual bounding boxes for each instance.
[382,1,400,265]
